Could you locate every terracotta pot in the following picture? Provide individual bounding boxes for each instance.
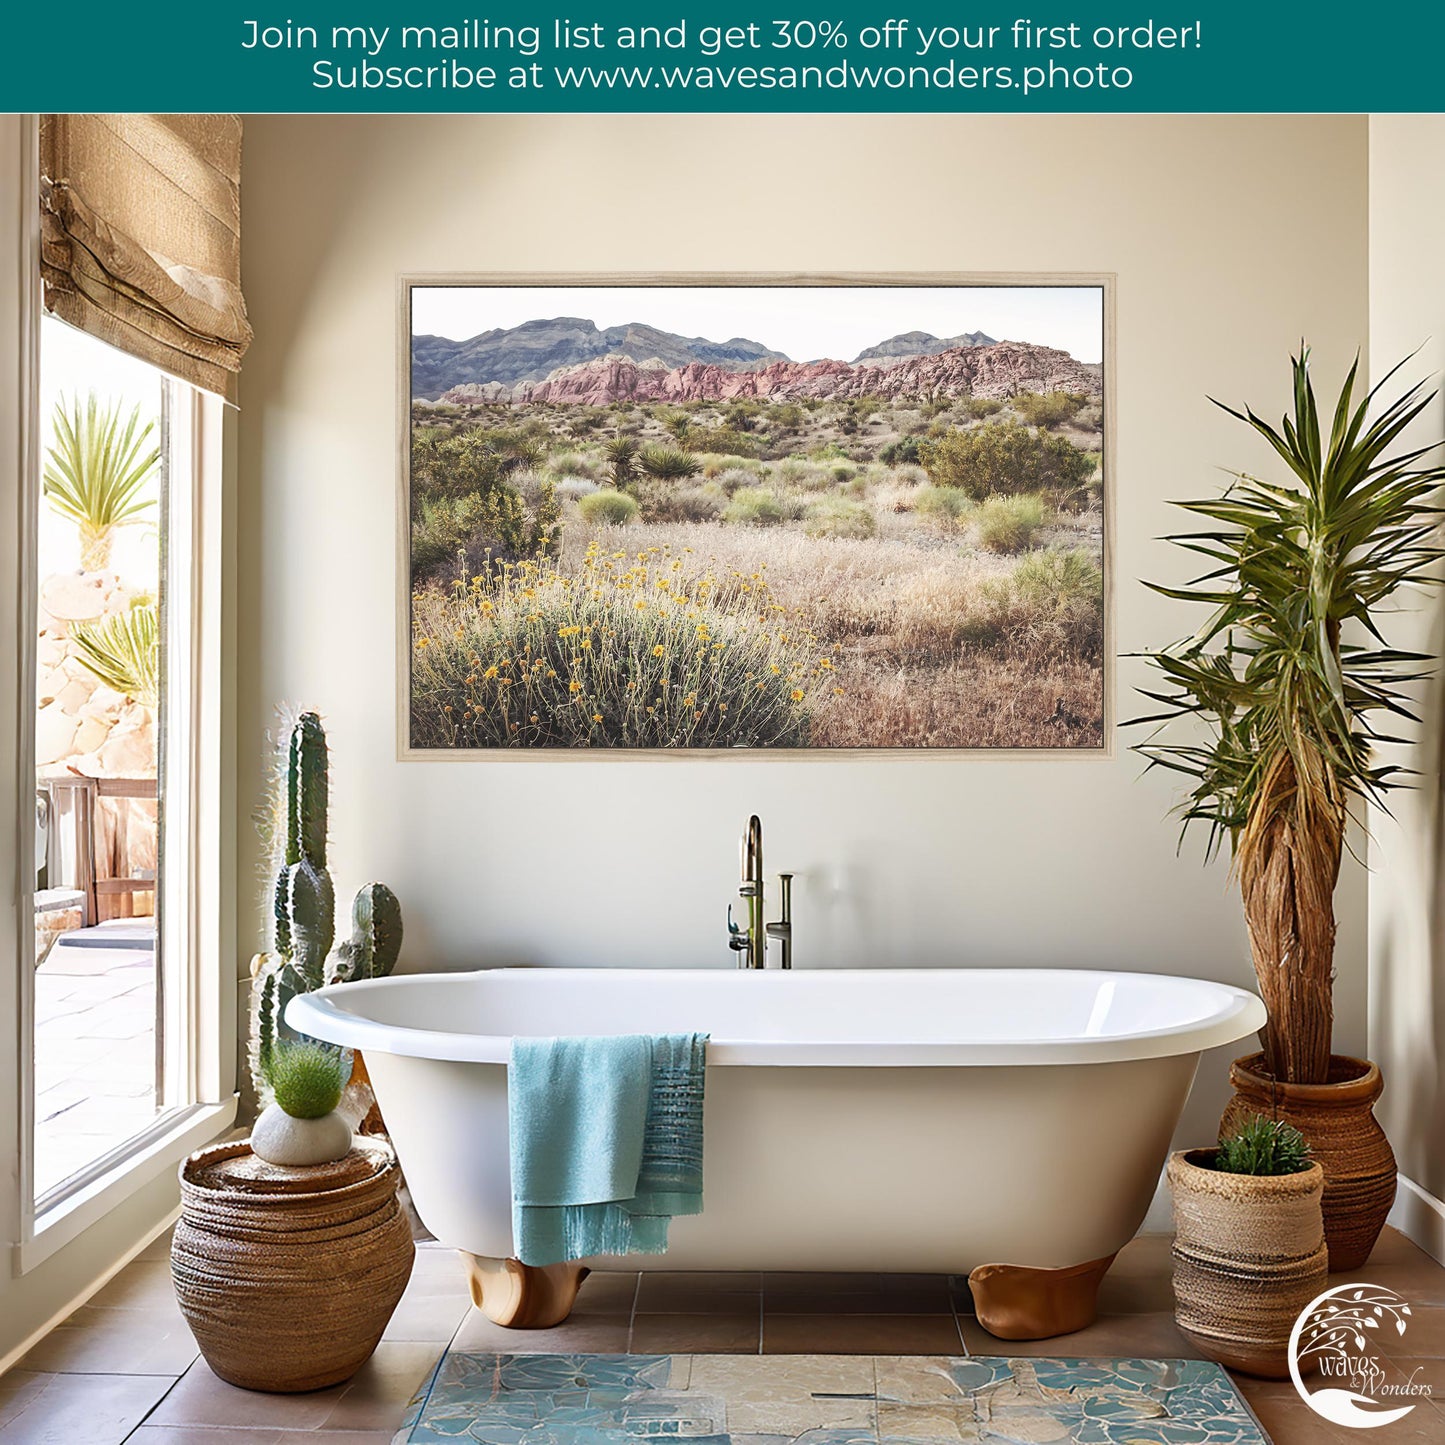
[1221,1053,1396,1273]
[1168,1149,1328,1378]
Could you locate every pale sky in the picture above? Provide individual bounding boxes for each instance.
[411,285,1104,364]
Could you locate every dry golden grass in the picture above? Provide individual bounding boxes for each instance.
[552,517,1104,748]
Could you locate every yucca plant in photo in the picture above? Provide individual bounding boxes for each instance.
[71,602,159,708]
[43,394,159,571]
[1133,346,1445,1084]
[638,446,702,483]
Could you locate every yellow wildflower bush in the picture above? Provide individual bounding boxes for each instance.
[410,542,830,748]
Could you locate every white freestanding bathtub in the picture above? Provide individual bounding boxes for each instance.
[290,967,1263,1316]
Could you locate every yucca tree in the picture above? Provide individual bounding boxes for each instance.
[43,394,159,571]
[637,445,701,484]
[1133,346,1445,1084]
[603,435,639,490]
[71,603,160,709]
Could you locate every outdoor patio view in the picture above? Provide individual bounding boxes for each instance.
[33,318,165,1199]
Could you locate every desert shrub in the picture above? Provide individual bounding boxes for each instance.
[577,490,640,526]
[642,483,725,523]
[829,461,858,484]
[714,467,762,495]
[958,396,1005,421]
[879,436,921,466]
[809,442,850,462]
[411,484,560,587]
[1011,391,1087,429]
[724,487,789,526]
[548,450,600,480]
[766,402,806,432]
[919,420,1094,501]
[974,493,1051,553]
[914,486,973,526]
[1075,402,1104,432]
[409,545,831,748]
[803,498,878,540]
[723,398,765,432]
[638,446,702,483]
[553,476,599,500]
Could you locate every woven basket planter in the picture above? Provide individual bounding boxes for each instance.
[1168,1149,1327,1379]
[1222,1052,1396,1272]
[173,1138,414,1393]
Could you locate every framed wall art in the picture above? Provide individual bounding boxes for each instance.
[401,274,1110,754]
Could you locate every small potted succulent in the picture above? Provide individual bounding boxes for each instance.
[1169,1116,1327,1378]
[251,1037,354,1167]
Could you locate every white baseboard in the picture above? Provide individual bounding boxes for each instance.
[1389,1173,1445,1265]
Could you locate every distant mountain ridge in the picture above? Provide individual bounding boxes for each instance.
[412,317,788,400]
[853,330,995,362]
[435,340,1101,409]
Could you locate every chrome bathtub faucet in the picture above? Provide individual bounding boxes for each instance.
[727,814,793,969]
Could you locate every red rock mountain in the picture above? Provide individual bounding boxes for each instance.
[436,340,1100,409]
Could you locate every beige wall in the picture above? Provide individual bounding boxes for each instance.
[1368,114,1445,1254]
[236,114,1371,1145]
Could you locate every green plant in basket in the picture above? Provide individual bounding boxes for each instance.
[1213,1115,1312,1176]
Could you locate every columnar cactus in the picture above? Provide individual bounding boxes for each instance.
[250,710,404,1112]
[273,711,334,985]
[326,883,403,986]
[254,711,335,1078]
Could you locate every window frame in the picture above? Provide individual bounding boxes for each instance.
[13,116,236,1272]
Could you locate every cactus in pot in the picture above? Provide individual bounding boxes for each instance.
[250,710,405,1132]
[326,881,404,1135]
[251,711,335,1086]
[326,883,403,985]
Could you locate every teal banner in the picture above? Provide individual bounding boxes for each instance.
[6,3,1443,111]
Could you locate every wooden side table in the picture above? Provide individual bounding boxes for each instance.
[173,1138,414,1392]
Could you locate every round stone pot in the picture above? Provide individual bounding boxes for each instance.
[1221,1053,1396,1273]
[1168,1149,1327,1379]
[172,1139,413,1393]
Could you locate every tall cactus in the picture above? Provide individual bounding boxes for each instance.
[326,883,403,985]
[250,709,403,1112]
[253,711,335,1080]
[272,711,333,985]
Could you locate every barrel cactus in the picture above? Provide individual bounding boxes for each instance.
[326,883,403,986]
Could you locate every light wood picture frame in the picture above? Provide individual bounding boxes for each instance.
[399,273,1115,759]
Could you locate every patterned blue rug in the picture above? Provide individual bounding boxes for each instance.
[395,1351,1270,1443]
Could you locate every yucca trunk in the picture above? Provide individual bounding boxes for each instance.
[79,525,112,572]
[1238,750,1342,1085]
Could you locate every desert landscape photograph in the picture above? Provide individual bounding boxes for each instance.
[406,282,1106,750]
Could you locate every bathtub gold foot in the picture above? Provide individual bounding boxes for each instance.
[460,1254,590,1328]
[968,1253,1117,1341]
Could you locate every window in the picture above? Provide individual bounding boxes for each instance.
[29,315,216,1210]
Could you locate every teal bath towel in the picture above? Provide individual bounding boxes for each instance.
[509,1032,708,1267]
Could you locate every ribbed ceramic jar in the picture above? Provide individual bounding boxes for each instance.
[172,1138,414,1392]
[1221,1052,1396,1273]
[1168,1149,1327,1379]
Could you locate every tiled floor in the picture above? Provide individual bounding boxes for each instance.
[33,932,159,1198]
[2,1226,1443,1443]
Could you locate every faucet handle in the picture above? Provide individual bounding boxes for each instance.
[727,902,749,951]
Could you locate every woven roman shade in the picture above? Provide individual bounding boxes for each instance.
[40,114,253,401]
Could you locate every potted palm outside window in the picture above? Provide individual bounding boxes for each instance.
[1135,346,1444,1270]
